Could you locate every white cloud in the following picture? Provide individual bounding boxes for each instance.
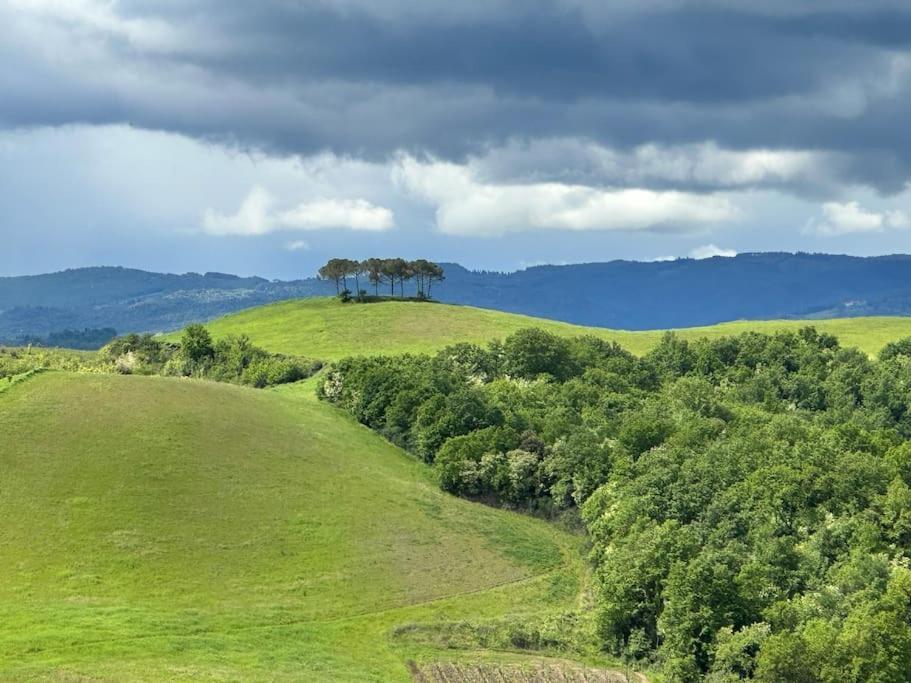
[689,244,738,259]
[203,185,274,236]
[278,198,393,232]
[202,186,394,236]
[809,201,910,236]
[821,201,882,233]
[394,156,738,236]
[885,209,911,229]
[284,240,310,251]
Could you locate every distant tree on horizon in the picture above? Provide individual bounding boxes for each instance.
[317,258,348,294]
[319,257,445,300]
[363,258,384,296]
[381,258,405,297]
[397,259,413,297]
[343,259,363,296]
[420,260,445,298]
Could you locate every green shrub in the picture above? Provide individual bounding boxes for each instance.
[104,328,320,389]
[181,324,215,362]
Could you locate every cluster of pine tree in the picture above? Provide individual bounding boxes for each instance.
[318,258,444,299]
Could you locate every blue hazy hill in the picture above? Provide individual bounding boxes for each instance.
[5,253,911,345]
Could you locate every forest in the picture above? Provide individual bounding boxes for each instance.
[320,327,911,681]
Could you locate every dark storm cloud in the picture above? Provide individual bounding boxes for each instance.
[2,0,911,192]
[193,5,871,103]
[112,1,890,107]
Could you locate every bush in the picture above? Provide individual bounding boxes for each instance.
[413,387,502,462]
[161,354,194,377]
[105,327,319,388]
[504,328,577,381]
[181,324,214,362]
[434,426,518,494]
[242,356,318,388]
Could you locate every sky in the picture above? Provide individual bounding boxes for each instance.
[2,0,911,279]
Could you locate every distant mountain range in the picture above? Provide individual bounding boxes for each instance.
[439,253,911,328]
[0,269,331,345]
[4,253,911,346]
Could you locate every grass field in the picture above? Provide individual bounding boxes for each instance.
[10,299,909,680]
[0,372,601,681]
[197,297,911,360]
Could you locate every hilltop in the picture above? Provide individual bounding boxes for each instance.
[9,253,911,344]
[199,297,911,359]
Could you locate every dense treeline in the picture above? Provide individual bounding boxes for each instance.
[318,258,444,299]
[12,327,118,350]
[1,326,321,389]
[320,327,911,680]
[104,325,322,387]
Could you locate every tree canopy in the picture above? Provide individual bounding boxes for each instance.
[320,327,911,680]
[318,258,444,300]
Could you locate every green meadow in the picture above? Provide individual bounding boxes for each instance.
[0,372,597,681]
[198,296,911,359]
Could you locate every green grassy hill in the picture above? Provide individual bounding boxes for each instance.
[198,296,911,359]
[12,299,911,680]
[0,373,590,681]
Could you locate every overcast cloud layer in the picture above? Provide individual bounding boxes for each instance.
[2,0,911,277]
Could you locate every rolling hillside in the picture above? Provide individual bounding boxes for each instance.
[10,299,911,680]
[0,372,592,681]
[199,297,911,360]
[10,253,911,344]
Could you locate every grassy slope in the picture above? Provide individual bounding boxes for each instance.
[14,299,904,679]
[198,297,911,359]
[0,373,582,681]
